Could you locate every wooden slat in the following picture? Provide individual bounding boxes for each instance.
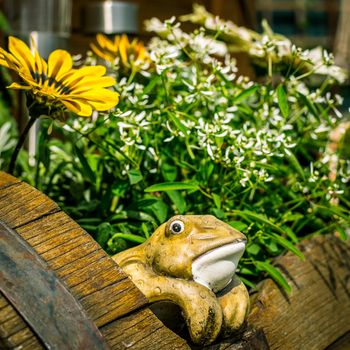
[0,293,43,350]
[101,308,190,350]
[0,172,187,349]
[14,212,148,326]
[197,328,268,350]
[0,173,149,347]
[0,181,59,229]
[248,235,350,350]
[326,331,350,350]
[0,172,20,188]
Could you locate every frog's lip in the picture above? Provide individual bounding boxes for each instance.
[191,240,246,293]
[194,239,246,261]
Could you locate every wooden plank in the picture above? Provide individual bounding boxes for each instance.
[14,213,148,327]
[0,293,43,350]
[101,308,190,350]
[248,235,350,350]
[0,181,59,229]
[6,327,42,348]
[0,172,20,188]
[326,331,350,350]
[0,173,151,348]
[0,221,109,350]
[195,327,268,350]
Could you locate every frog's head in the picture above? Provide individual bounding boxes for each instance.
[145,215,246,292]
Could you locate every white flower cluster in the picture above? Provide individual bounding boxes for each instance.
[104,16,349,193]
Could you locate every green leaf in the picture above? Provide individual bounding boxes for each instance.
[239,267,258,276]
[231,210,287,236]
[141,222,150,239]
[212,208,226,219]
[136,198,159,209]
[285,149,306,181]
[238,276,256,289]
[74,145,96,183]
[147,198,168,223]
[145,182,199,192]
[264,240,280,254]
[246,243,261,255]
[96,222,114,247]
[212,193,221,209]
[109,210,156,223]
[233,85,259,104]
[269,233,305,260]
[316,205,350,223]
[110,233,146,244]
[335,225,348,241]
[161,163,177,182]
[107,237,128,254]
[282,225,299,244]
[166,190,187,214]
[128,169,143,185]
[167,111,187,134]
[277,84,289,118]
[255,261,291,293]
[228,221,248,231]
[298,93,320,121]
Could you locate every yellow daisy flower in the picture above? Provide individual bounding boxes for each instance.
[0,36,119,117]
[90,34,150,69]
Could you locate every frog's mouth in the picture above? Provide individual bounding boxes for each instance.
[191,240,246,293]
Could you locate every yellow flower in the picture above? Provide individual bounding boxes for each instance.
[0,36,119,117]
[90,34,150,69]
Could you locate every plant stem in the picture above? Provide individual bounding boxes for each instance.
[8,115,38,175]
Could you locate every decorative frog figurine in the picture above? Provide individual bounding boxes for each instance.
[112,215,249,345]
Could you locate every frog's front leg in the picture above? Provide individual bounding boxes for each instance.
[121,262,223,345]
[216,275,250,337]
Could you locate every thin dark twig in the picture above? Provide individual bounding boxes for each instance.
[8,115,38,175]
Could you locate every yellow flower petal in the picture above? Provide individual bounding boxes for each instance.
[113,35,120,49]
[90,43,115,62]
[48,49,73,81]
[31,39,48,81]
[70,76,116,93]
[0,56,10,69]
[8,36,35,74]
[72,89,119,111]
[61,98,93,116]
[0,48,21,71]
[96,34,117,53]
[7,82,31,90]
[119,35,129,66]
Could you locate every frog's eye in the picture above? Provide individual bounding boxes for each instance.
[169,220,185,234]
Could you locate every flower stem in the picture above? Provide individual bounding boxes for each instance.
[8,115,38,175]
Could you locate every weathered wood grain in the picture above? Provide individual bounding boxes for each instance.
[326,331,350,350]
[0,172,20,188]
[0,181,59,228]
[101,308,190,350]
[0,293,43,350]
[196,327,269,350]
[248,235,350,350]
[0,173,155,348]
[0,172,194,349]
[1,171,349,349]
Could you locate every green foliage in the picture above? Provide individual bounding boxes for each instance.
[3,9,350,291]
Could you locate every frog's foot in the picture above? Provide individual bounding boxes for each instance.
[148,278,223,345]
[125,264,222,344]
[216,276,250,337]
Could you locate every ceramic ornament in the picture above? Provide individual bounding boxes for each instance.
[113,215,250,345]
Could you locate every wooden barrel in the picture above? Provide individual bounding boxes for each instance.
[0,171,190,350]
[0,171,349,349]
